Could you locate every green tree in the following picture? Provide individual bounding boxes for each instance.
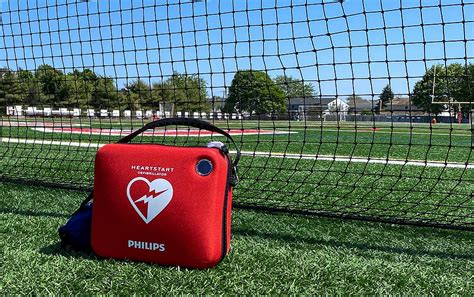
[412,63,473,116]
[161,73,210,113]
[378,84,394,112]
[274,75,316,99]
[461,64,474,116]
[35,65,71,107]
[126,79,152,101]
[66,69,95,108]
[16,69,44,106]
[63,73,83,108]
[90,76,120,109]
[64,69,120,109]
[123,79,153,110]
[0,68,21,109]
[120,88,140,111]
[0,65,124,111]
[225,70,286,114]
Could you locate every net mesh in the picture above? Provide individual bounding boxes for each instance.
[1,0,472,230]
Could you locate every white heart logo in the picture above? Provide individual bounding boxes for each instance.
[126,177,174,224]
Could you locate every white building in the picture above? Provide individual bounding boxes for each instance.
[325,98,349,115]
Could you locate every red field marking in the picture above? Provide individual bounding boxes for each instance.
[31,127,294,136]
[356,128,381,132]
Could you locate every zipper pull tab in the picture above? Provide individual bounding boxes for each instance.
[208,141,238,186]
[207,141,228,154]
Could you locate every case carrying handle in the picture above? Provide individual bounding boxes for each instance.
[117,117,241,168]
[79,118,241,207]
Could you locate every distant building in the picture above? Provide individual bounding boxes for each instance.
[381,96,425,115]
[347,97,375,114]
[288,97,330,112]
[326,98,349,114]
[288,96,348,119]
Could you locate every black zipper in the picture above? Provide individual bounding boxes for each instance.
[220,154,232,262]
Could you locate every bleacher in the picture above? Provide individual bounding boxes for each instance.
[5,106,242,120]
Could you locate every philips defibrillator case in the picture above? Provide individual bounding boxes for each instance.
[91,118,239,268]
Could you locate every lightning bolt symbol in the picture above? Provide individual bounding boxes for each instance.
[135,189,168,204]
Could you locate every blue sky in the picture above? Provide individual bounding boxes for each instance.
[1,0,473,100]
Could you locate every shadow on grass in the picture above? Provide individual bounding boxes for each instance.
[5,206,472,262]
[39,242,98,260]
[38,228,473,262]
[0,208,69,218]
[232,227,474,261]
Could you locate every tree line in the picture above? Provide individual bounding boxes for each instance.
[354,63,473,116]
[0,65,316,115]
[412,63,473,116]
[1,63,472,116]
[0,65,211,113]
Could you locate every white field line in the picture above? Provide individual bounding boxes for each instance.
[2,137,472,169]
[283,128,472,138]
[2,138,104,148]
[234,151,473,169]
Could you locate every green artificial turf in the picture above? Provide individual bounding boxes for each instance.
[1,182,473,294]
[1,143,472,227]
[1,118,473,228]
[2,120,472,163]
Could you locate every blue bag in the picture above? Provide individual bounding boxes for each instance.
[58,193,93,251]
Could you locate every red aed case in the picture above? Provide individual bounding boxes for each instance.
[91,118,240,268]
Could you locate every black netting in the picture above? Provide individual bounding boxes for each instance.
[1,0,472,230]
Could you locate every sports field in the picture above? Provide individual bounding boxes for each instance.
[2,0,473,293]
[1,182,473,294]
[1,117,473,293]
[1,117,473,228]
